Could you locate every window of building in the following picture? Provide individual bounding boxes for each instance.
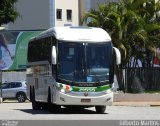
[67,9,72,21]
[57,9,62,20]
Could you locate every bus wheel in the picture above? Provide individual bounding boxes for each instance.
[47,88,53,111]
[41,103,48,110]
[95,106,106,114]
[30,86,32,102]
[47,88,61,113]
[32,87,41,110]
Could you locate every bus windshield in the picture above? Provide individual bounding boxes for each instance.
[57,41,112,86]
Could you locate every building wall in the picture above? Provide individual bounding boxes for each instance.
[6,0,120,30]
[89,0,119,9]
[7,0,79,30]
[55,0,79,26]
[8,0,50,30]
[2,72,26,83]
[49,0,56,27]
[79,0,86,25]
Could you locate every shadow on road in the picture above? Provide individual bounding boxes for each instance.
[14,108,108,115]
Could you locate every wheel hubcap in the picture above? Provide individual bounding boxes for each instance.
[18,95,24,102]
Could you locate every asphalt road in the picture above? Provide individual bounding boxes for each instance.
[0,102,160,126]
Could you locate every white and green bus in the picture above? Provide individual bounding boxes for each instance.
[27,26,121,113]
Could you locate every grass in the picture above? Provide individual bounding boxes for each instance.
[144,90,160,93]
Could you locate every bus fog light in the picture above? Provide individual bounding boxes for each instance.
[60,97,66,102]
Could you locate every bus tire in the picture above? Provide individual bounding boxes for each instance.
[95,106,106,114]
[47,87,61,113]
[30,86,32,102]
[41,103,48,110]
[47,87,52,111]
[32,86,41,110]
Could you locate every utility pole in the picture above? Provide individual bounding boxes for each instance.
[0,70,2,103]
[0,27,5,103]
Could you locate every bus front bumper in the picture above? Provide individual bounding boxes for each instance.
[55,91,113,106]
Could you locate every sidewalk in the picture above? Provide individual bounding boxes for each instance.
[113,92,160,107]
[113,101,160,107]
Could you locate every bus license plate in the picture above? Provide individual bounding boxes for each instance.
[81,99,91,103]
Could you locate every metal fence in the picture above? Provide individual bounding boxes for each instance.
[124,67,160,93]
[1,68,160,93]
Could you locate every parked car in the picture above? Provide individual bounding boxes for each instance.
[2,81,27,102]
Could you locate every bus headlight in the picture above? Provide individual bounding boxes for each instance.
[106,88,112,94]
[56,83,72,93]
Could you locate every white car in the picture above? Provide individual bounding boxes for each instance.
[2,81,27,102]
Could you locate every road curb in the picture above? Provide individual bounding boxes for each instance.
[113,93,160,107]
[113,102,160,107]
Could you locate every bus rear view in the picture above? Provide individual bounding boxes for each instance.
[27,27,121,113]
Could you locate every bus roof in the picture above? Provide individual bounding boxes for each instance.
[33,27,111,42]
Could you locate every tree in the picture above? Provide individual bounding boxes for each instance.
[83,0,160,67]
[120,0,160,67]
[0,0,19,26]
[83,0,160,90]
[83,2,128,90]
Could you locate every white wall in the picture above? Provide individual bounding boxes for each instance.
[2,72,26,83]
[55,0,79,26]
[8,0,50,30]
[49,0,56,27]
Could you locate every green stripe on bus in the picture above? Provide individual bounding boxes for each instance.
[72,84,111,92]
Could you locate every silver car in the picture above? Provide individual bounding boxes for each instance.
[2,81,27,102]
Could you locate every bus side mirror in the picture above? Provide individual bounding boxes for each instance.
[52,46,57,65]
[113,47,121,65]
